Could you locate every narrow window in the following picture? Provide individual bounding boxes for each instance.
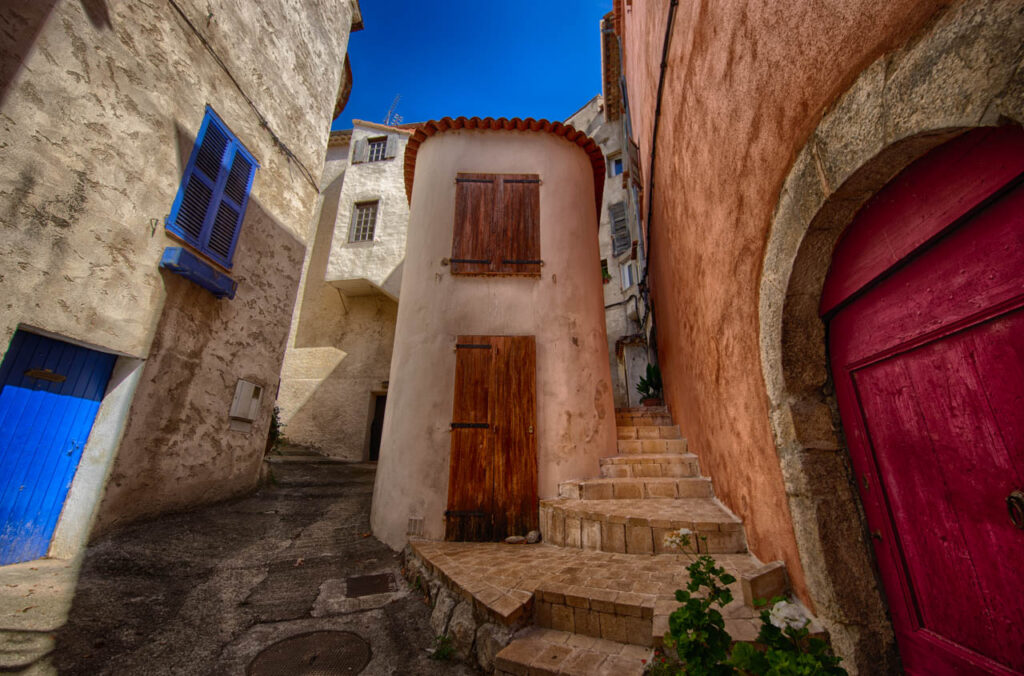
[601,258,610,283]
[166,107,259,268]
[367,136,388,162]
[609,155,624,176]
[349,201,378,242]
[609,201,630,257]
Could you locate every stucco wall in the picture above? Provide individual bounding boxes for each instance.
[326,122,411,298]
[371,129,617,550]
[617,0,1005,670]
[0,0,355,535]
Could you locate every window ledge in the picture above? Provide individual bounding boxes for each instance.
[160,247,237,299]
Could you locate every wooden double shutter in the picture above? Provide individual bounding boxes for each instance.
[446,336,538,541]
[452,173,540,276]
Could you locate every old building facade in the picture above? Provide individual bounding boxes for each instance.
[615,1,1024,673]
[277,120,411,460]
[0,0,361,564]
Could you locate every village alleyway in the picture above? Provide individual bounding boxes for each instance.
[48,450,476,675]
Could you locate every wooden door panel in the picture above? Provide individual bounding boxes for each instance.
[445,335,537,541]
[852,311,1024,670]
[490,336,538,538]
[829,129,1024,675]
[445,339,493,541]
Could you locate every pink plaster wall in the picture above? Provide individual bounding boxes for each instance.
[619,0,948,605]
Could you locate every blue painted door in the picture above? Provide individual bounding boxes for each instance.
[0,331,116,565]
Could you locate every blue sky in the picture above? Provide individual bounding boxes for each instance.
[332,1,613,130]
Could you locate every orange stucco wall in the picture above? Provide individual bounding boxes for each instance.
[619,0,949,605]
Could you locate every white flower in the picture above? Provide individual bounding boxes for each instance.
[768,600,809,630]
[663,527,694,550]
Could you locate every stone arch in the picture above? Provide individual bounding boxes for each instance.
[758,2,1024,672]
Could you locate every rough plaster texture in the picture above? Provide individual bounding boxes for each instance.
[326,121,411,299]
[620,0,1024,672]
[0,0,355,536]
[759,2,1024,672]
[278,126,405,459]
[370,130,617,550]
[566,96,643,408]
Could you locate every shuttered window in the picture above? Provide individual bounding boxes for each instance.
[166,108,258,269]
[349,201,378,242]
[352,133,399,163]
[609,201,630,257]
[452,173,540,276]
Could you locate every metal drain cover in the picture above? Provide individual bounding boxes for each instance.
[248,631,371,676]
[345,573,396,598]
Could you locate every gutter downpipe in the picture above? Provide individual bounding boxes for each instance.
[640,0,680,331]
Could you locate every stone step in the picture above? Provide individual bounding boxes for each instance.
[616,424,681,440]
[539,498,746,555]
[615,413,673,427]
[494,627,650,676]
[599,453,700,478]
[615,438,688,455]
[557,477,714,500]
[534,582,655,647]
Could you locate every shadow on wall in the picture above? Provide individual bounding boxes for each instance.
[294,172,345,348]
[0,1,111,108]
[91,193,305,537]
[282,294,397,460]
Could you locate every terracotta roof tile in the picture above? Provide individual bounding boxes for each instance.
[403,116,606,220]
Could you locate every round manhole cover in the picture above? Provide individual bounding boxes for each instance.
[248,631,371,676]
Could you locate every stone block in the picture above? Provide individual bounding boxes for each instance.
[632,463,661,478]
[495,639,545,676]
[641,439,668,453]
[625,524,654,555]
[599,612,628,643]
[574,607,603,638]
[663,439,687,454]
[430,587,457,636]
[557,482,580,499]
[742,561,789,606]
[530,643,574,675]
[617,440,643,454]
[599,521,626,553]
[535,600,552,628]
[475,623,514,673]
[660,425,682,438]
[564,516,582,548]
[624,615,653,646]
[637,426,660,439]
[561,649,607,674]
[612,480,642,499]
[646,481,677,498]
[601,464,629,478]
[564,586,590,609]
[676,478,711,498]
[587,587,619,614]
[581,519,602,550]
[701,529,747,554]
[550,603,575,633]
[581,482,613,500]
[617,426,637,439]
[614,592,645,617]
[548,510,565,547]
[448,600,477,659]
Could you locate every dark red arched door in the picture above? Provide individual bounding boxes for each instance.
[824,127,1024,676]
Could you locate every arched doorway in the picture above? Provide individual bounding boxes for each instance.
[824,127,1024,675]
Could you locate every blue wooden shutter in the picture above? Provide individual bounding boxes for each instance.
[166,108,258,269]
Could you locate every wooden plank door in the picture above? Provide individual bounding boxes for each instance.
[445,336,537,541]
[0,331,116,565]
[828,136,1024,675]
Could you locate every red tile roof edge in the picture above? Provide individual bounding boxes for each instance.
[403,116,606,221]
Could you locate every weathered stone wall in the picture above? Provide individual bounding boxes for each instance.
[619,0,1023,671]
[0,0,355,534]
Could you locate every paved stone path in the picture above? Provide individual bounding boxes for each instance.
[49,452,475,675]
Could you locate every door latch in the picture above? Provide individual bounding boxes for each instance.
[1008,490,1024,530]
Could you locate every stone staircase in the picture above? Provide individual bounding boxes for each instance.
[492,406,779,675]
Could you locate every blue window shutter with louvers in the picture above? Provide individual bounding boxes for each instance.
[166,107,259,269]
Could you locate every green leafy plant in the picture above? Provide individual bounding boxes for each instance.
[429,634,454,661]
[265,405,286,454]
[648,529,848,676]
[637,363,664,400]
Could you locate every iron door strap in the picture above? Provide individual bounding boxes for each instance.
[450,259,490,265]
[502,260,543,265]
[450,422,488,429]
[455,343,492,349]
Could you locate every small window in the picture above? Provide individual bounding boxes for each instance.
[612,157,623,176]
[349,201,378,242]
[620,261,636,290]
[166,107,259,269]
[609,201,630,257]
[367,136,388,162]
[601,258,610,283]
